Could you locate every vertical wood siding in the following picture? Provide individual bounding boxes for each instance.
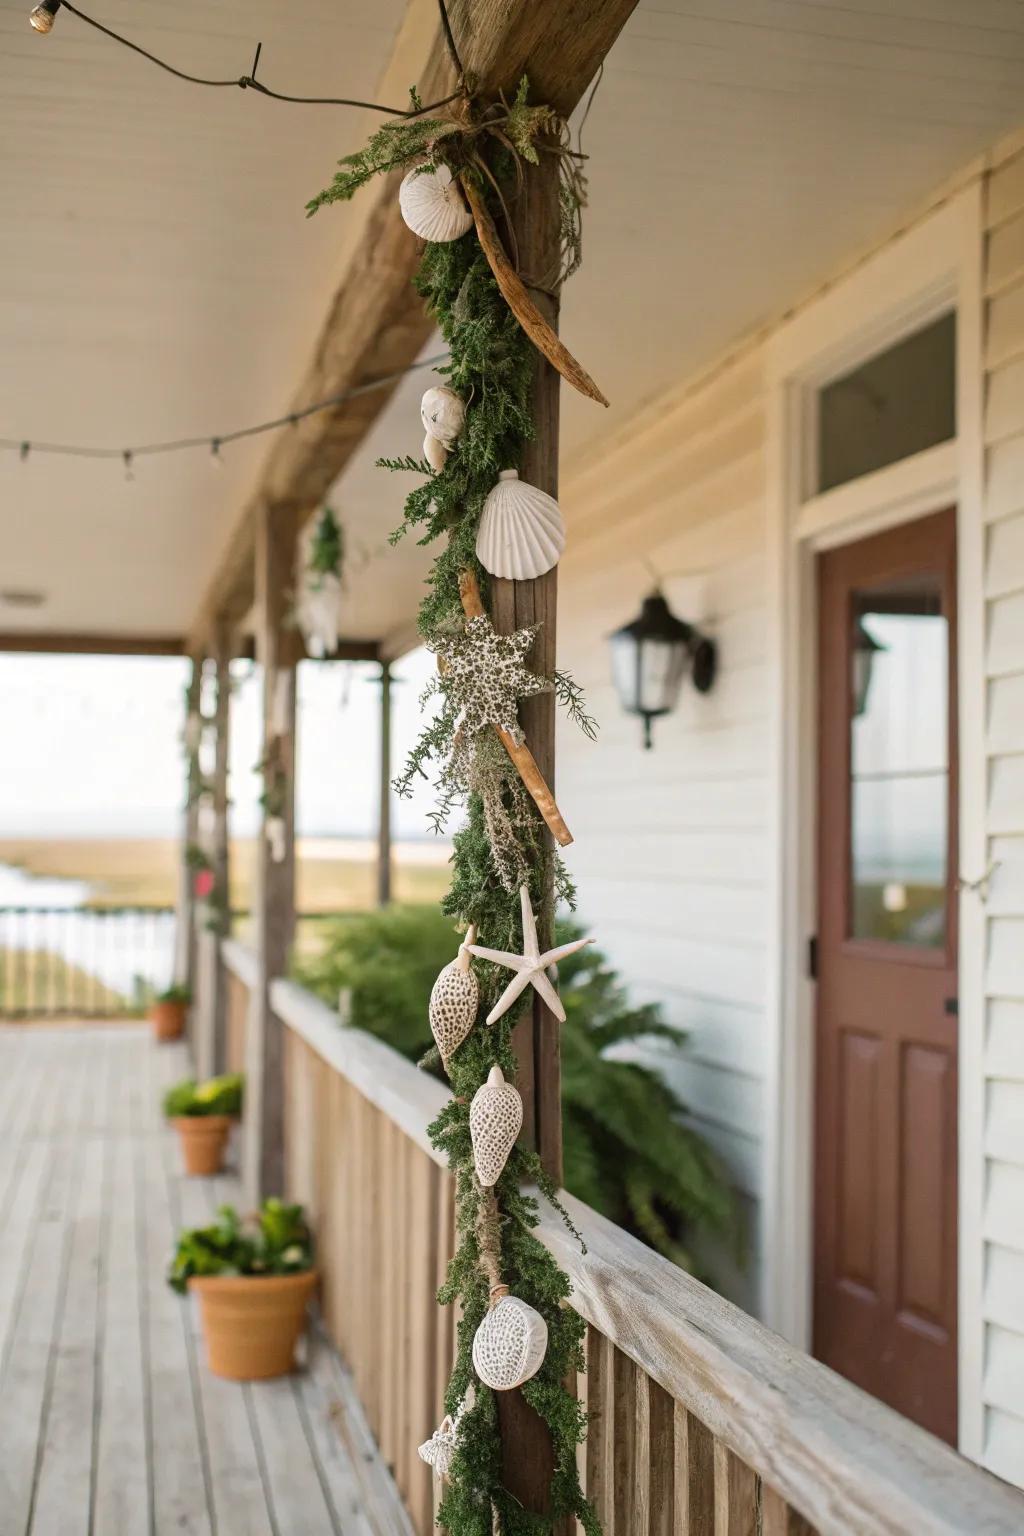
[980,147,1024,1483]
[557,356,768,1308]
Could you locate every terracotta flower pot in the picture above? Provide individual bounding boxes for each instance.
[150,999,187,1042]
[189,1271,318,1380]
[172,1115,234,1177]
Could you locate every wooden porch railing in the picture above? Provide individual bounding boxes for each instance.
[220,944,1024,1536]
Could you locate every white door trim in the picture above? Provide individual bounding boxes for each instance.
[760,184,987,1457]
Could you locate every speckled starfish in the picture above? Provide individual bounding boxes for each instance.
[467,884,593,1025]
[436,614,551,742]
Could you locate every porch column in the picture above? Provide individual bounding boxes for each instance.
[488,145,565,1520]
[376,659,392,907]
[243,506,297,1203]
[195,623,231,1078]
[173,657,201,1001]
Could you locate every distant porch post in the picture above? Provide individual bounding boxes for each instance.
[242,506,297,1203]
[194,621,231,1078]
[377,659,392,907]
[173,657,201,1003]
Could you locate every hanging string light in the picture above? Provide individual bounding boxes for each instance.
[29,0,59,32]
[0,353,447,469]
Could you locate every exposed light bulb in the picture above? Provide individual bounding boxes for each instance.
[29,0,60,33]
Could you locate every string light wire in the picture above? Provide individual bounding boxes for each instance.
[2,354,449,465]
[37,0,467,118]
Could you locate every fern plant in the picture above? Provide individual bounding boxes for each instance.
[292,905,739,1273]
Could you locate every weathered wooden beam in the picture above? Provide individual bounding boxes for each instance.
[0,631,185,655]
[174,660,201,1000]
[243,505,298,1203]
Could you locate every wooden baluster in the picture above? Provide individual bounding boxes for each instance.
[675,1405,714,1535]
[585,1329,614,1528]
[647,1377,675,1536]
[713,1443,758,1536]
[761,1486,816,1536]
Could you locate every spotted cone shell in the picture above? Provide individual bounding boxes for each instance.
[398,163,473,243]
[469,1065,523,1187]
[429,957,478,1068]
[418,1415,458,1477]
[472,1295,548,1391]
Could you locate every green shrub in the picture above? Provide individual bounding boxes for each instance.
[167,1198,313,1293]
[163,1073,243,1119]
[155,983,191,1005]
[293,905,739,1272]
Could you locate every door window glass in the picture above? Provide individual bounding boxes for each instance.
[817,314,956,494]
[849,579,948,946]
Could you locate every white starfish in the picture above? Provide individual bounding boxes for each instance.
[466,885,593,1026]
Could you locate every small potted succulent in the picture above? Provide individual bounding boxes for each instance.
[168,1200,316,1380]
[149,983,191,1042]
[163,1074,243,1176]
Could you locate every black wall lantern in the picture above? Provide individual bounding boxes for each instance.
[609,590,717,749]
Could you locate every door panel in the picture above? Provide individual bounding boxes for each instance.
[814,507,958,1445]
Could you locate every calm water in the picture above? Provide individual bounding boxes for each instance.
[0,863,175,1007]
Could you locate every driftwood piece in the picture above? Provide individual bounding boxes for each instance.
[459,175,609,409]
[457,569,573,847]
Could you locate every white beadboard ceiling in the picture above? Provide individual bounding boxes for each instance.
[3,0,1024,648]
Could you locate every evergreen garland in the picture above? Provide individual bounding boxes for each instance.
[310,89,600,1536]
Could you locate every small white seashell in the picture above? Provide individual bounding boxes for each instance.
[423,432,448,475]
[429,928,478,1070]
[472,1295,548,1391]
[469,1065,522,1187]
[418,1414,459,1478]
[420,386,466,449]
[475,469,566,581]
[399,163,473,243]
[266,815,287,864]
[297,570,343,659]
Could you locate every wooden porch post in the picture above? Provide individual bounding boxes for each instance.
[174,658,201,1000]
[243,507,297,1203]
[377,659,392,907]
[195,622,231,1078]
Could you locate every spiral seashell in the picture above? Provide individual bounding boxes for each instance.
[429,927,478,1070]
[469,1065,523,1187]
[475,469,566,581]
[398,163,473,243]
[418,1415,458,1478]
[423,432,448,475]
[420,386,466,449]
[472,1295,548,1391]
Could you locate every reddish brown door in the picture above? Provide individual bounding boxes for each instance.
[814,507,958,1444]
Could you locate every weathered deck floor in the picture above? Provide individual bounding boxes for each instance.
[0,1024,414,1536]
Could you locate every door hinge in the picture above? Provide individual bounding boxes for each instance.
[808,934,818,981]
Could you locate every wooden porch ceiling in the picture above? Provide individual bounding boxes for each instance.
[6,3,1024,652]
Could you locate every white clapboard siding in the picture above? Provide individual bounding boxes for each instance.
[981,147,1024,1478]
[558,350,770,1250]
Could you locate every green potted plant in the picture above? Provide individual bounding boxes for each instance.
[163,1073,243,1177]
[149,982,191,1042]
[168,1200,316,1380]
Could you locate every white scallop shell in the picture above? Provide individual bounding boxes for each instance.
[399,163,473,243]
[423,432,448,475]
[472,1296,548,1391]
[469,1065,523,1187]
[421,386,466,448]
[475,470,566,581]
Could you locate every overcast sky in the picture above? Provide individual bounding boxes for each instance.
[0,647,442,840]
